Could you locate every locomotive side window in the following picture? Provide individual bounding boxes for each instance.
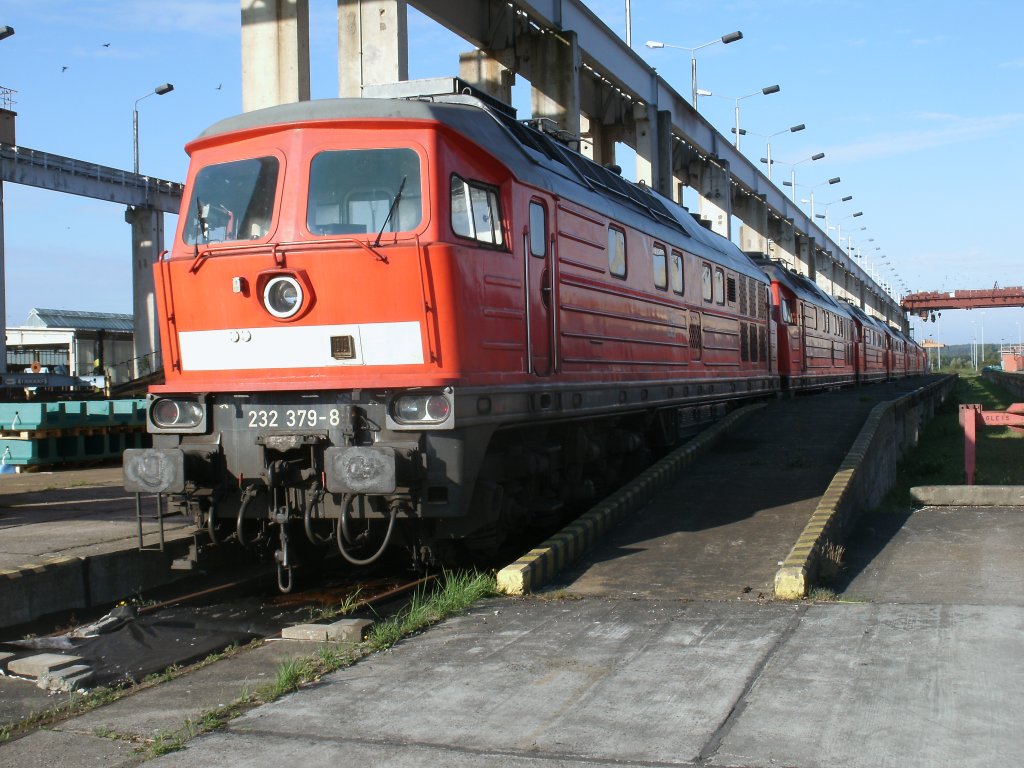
[184,156,279,244]
[308,148,421,236]
[529,201,547,257]
[781,299,795,324]
[670,250,684,295]
[608,226,627,277]
[652,244,667,290]
[451,175,504,246]
[714,268,725,305]
[701,264,713,302]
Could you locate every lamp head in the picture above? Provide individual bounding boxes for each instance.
[155,83,174,96]
[645,40,665,49]
[722,31,743,44]
[762,84,781,95]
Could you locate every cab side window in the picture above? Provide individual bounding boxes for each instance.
[529,200,547,257]
[671,251,684,295]
[608,226,627,278]
[451,175,504,246]
[653,244,667,290]
[701,264,713,302]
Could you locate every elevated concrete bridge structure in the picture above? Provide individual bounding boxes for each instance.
[0,141,182,378]
[240,0,906,332]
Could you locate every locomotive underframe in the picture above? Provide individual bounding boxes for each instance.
[126,374,777,581]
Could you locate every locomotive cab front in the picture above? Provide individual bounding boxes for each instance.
[124,99,512,587]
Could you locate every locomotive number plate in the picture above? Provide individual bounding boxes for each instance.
[245,407,343,429]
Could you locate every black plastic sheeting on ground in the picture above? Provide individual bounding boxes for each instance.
[1,603,278,687]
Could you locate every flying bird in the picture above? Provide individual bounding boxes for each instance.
[61,66,68,72]
[216,84,222,90]
[102,42,110,47]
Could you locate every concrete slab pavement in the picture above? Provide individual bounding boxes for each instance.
[139,596,1024,768]
[839,505,1024,605]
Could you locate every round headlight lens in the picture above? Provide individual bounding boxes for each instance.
[392,394,452,425]
[151,399,180,427]
[150,398,203,429]
[263,276,303,319]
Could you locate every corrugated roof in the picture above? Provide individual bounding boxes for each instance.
[22,308,134,332]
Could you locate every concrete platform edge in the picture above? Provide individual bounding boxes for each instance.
[496,402,766,595]
[774,375,957,599]
[0,538,193,630]
[910,485,1024,506]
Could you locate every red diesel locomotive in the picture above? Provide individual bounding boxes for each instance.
[123,84,921,585]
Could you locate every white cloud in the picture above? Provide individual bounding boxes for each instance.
[824,112,1024,163]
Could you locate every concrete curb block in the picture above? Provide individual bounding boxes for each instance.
[774,375,957,600]
[497,402,766,596]
[910,485,1024,507]
[0,539,193,630]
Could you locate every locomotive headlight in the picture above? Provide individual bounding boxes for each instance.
[391,393,452,425]
[149,397,206,433]
[263,276,303,319]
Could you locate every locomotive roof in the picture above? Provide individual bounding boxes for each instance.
[844,300,891,333]
[196,96,766,284]
[753,258,854,317]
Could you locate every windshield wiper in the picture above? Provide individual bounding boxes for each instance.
[190,197,210,273]
[373,176,407,249]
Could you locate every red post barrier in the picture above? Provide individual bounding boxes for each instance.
[959,403,1024,485]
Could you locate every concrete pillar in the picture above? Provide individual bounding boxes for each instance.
[0,180,6,372]
[767,217,797,271]
[694,160,731,239]
[815,250,834,295]
[580,113,618,165]
[736,194,768,256]
[241,0,311,111]
[338,0,408,98]
[126,206,163,379]
[458,49,514,105]
[632,106,671,197]
[528,30,581,139]
[797,235,814,279]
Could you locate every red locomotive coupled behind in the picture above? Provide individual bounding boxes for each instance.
[123,82,922,587]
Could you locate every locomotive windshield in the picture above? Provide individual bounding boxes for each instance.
[307,148,422,236]
[183,157,279,245]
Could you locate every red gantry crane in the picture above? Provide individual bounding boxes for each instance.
[903,286,1024,371]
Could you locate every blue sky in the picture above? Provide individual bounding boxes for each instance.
[1,0,1023,348]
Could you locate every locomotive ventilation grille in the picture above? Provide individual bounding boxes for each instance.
[689,322,703,350]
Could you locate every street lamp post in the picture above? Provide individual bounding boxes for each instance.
[645,31,743,108]
[785,175,839,217]
[733,85,779,148]
[133,83,174,175]
[747,123,804,181]
[813,194,853,230]
[766,151,824,197]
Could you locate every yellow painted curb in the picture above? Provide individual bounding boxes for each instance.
[773,375,954,600]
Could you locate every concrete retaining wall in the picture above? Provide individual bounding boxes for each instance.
[0,540,192,630]
[775,375,957,599]
[985,369,1024,399]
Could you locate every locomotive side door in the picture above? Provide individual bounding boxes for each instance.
[524,198,556,376]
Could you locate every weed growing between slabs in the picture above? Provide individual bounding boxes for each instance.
[139,569,498,759]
